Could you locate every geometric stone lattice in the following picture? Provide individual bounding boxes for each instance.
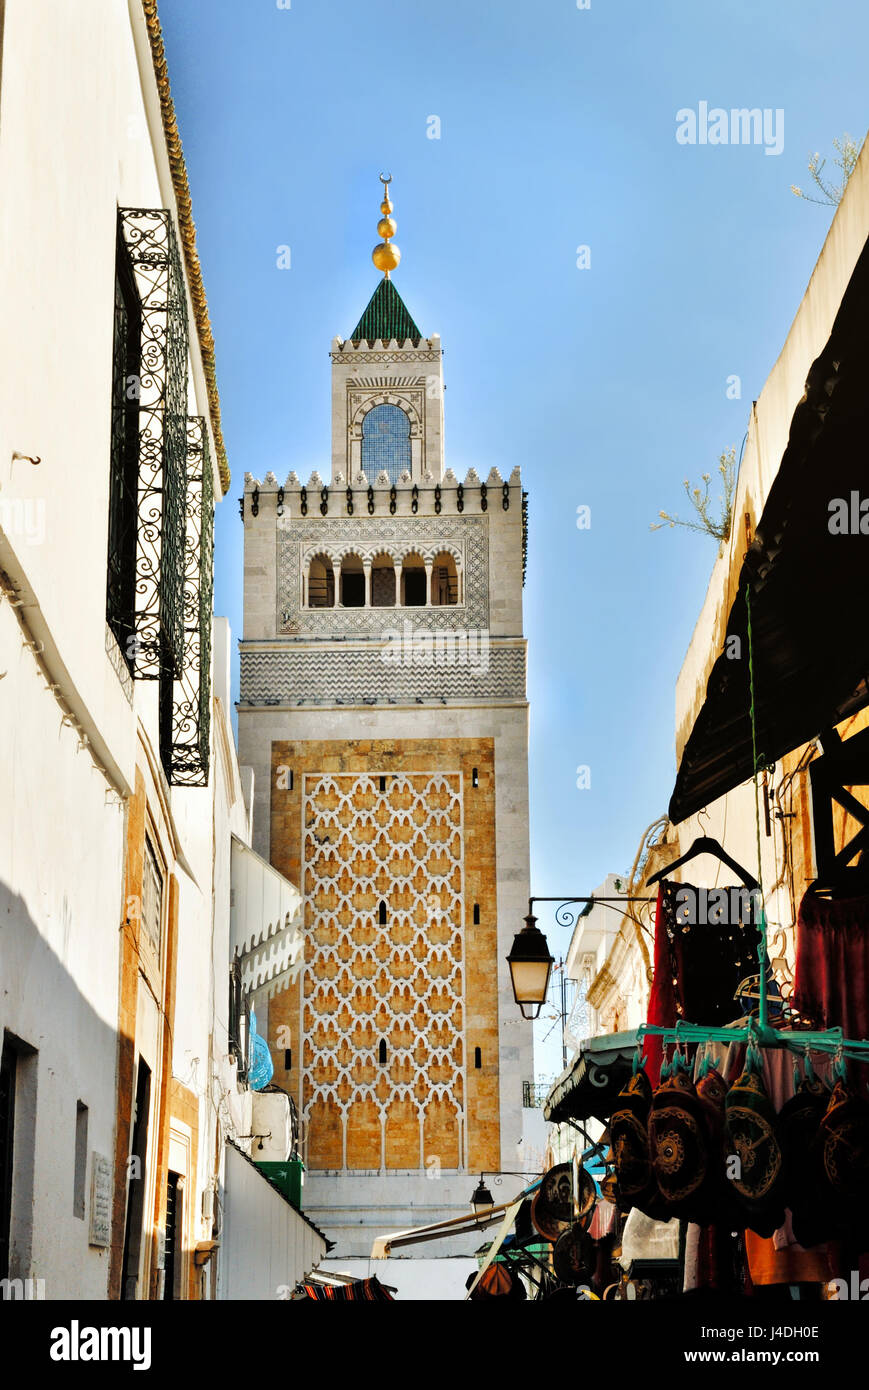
[302,772,467,1172]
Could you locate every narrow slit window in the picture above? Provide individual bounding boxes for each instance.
[474,1047,482,1069]
[379,775,387,792]
[284,1049,292,1071]
[471,767,479,788]
[73,1101,88,1220]
[473,904,480,925]
[378,1039,387,1065]
[378,901,387,926]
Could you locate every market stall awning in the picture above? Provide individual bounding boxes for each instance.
[670,226,869,824]
[544,1029,639,1125]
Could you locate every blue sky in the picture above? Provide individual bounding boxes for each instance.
[160,0,867,1079]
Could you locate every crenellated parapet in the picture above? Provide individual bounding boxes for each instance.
[242,463,521,520]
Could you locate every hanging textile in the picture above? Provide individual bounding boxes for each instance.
[644,887,677,1086]
[658,879,763,1026]
[792,887,869,1041]
[295,1275,394,1301]
[744,1229,831,1289]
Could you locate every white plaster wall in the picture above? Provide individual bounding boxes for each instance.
[219,1142,326,1300]
[0,594,125,1297]
[0,0,225,1298]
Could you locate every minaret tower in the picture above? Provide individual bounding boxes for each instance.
[238,178,532,1261]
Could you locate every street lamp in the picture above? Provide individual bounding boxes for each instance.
[470,1174,495,1221]
[507,893,656,1026]
[506,914,555,1020]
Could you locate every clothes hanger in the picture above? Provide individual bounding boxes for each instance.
[646,834,760,891]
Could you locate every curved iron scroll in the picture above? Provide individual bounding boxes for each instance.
[159,417,214,786]
[117,208,189,680]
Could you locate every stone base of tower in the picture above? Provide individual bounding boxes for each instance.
[236,714,533,1185]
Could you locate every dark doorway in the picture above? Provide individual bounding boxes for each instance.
[163,1171,181,1300]
[0,1042,16,1282]
[403,569,426,607]
[121,1059,151,1300]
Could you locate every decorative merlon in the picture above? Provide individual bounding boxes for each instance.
[330,335,442,355]
[244,466,523,494]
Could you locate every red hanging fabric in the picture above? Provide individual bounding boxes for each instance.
[643,887,676,1085]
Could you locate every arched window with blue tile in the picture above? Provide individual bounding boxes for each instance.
[362,403,411,484]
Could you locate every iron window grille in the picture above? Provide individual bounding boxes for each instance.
[159,417,214,786]
[116,208,190,681]
[106,223,143,668]
[141,836,164,962]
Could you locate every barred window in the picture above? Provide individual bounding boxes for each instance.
[106,227,142,670]
[141,837,163,961]
[361,404,410,484]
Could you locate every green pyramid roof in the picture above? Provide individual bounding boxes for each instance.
[350,277,422,343]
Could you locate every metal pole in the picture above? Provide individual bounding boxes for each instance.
[560,958,567,1071]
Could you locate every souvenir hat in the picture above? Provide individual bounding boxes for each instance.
[723,1062,785,1237]
[609,1066,659,1215]
[649,1066,713,1222]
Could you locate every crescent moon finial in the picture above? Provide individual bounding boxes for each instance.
[373,174,400,279]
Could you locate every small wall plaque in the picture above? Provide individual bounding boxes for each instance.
[88,1153,112,1248]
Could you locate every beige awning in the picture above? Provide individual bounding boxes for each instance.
[370,1199,522,1258]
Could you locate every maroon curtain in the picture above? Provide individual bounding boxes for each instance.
[792,888,869,1041]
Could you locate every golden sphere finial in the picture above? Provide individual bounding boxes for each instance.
[372,172,400,278]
